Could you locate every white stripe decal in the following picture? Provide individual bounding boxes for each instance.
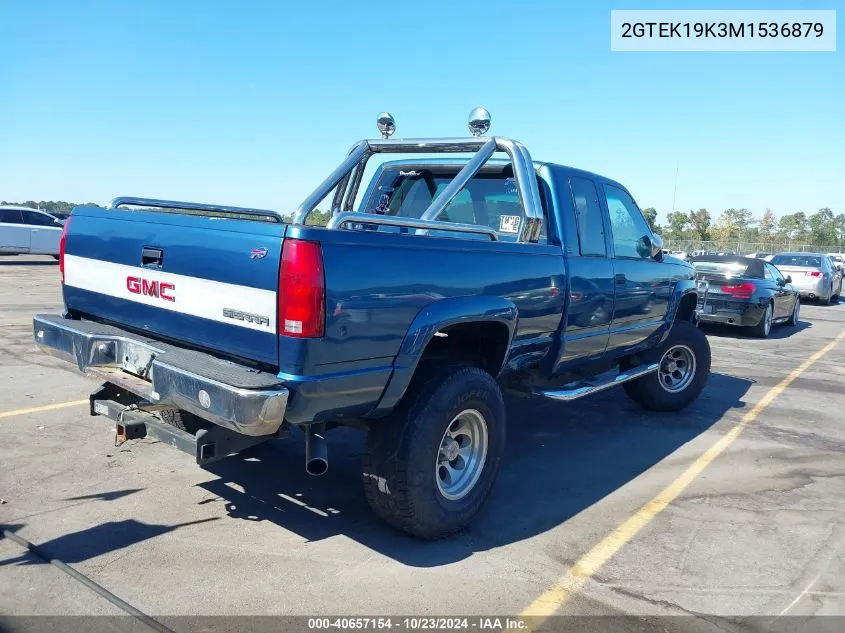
[64,255,277,332]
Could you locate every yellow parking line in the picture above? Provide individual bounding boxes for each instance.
[521,330,845,621]
[0,399,88,419]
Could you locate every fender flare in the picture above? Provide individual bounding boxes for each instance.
[655,279,699,345]
[368,296,518,416]
[670,279,700,321]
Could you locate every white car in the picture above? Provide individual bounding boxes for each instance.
[827,253,844,271]
[0,206,65,257]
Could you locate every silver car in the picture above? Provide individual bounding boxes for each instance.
[769,252,843,304]
[0,206,65,257]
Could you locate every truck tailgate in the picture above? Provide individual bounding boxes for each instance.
[63,206,285,367]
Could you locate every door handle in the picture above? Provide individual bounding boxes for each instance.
[142,247,163,267]
[615,273,627,285]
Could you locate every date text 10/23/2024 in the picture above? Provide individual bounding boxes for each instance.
[610,9,836,52]
[307,617,528,631]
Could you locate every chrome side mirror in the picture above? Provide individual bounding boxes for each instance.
[649,233,663,259]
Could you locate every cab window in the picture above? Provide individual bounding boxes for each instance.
[603,184,652,259]
[568,177,606,256]
[364,166,545,243]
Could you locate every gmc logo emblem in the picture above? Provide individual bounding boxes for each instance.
[126,276,175,302]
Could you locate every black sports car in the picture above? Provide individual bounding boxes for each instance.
[691,254,800,338]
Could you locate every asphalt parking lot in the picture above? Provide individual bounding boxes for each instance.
[2,255,845,627]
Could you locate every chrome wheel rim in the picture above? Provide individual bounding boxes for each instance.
[658,344,696,393]
[435,409,489,501]
[763,304,772,335]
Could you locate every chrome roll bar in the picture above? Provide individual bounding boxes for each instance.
[109,197,283,221]
[326,212,498,240]
[292,137,544,243]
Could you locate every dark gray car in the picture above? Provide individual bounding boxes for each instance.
[691,255,800,338]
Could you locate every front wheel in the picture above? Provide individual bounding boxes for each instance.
[624,320,711,412]
[363,365,506,540]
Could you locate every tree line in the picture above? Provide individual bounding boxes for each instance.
[6,200,842,248]
[641,206,845,248]
[1,201,101,213]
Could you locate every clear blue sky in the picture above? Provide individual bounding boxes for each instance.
[1,0,842,224]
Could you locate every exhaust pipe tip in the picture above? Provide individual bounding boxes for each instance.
[305,457,329,476]
[305,423,328,476]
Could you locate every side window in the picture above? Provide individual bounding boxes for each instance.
[603,184,652,259]
[22,211,57,227]
[763,265,774,281]
[0,209,23,224]
[767,264,784,283]
[568,177,606,256]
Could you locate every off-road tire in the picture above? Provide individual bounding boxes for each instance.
[623,320,711,412]
[159,409,204,434]
[363,365,506,540]
[622,380,644,404]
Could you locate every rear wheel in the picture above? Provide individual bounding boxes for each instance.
[363,365,506,540]
[787,297,800,326]
[750,303,773,338]
[623,320,711,412]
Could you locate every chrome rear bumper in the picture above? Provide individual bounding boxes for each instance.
[33,314,288,437]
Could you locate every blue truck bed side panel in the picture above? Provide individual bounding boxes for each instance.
[278,225,567,376]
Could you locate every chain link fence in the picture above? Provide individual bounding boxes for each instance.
[661,240,844,256]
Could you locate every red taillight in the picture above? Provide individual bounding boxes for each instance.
[59,217,71,283]
[279,239,325,338]
[720,281,755,299]
[806,271,822,277]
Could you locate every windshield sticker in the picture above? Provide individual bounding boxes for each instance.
[398,170,420,177]
[375,193,390,213]
[504,178,518,195]
[499,215,521,234]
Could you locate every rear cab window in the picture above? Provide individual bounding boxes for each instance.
[361,165,547,243]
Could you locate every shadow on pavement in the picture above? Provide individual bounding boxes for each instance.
[702,320,812,340]
[197,372,752,566]
[0,518,218,567]
[63,488,144,502]
[0,259,57,266]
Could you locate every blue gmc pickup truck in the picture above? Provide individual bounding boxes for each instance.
[34,111,710,539]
